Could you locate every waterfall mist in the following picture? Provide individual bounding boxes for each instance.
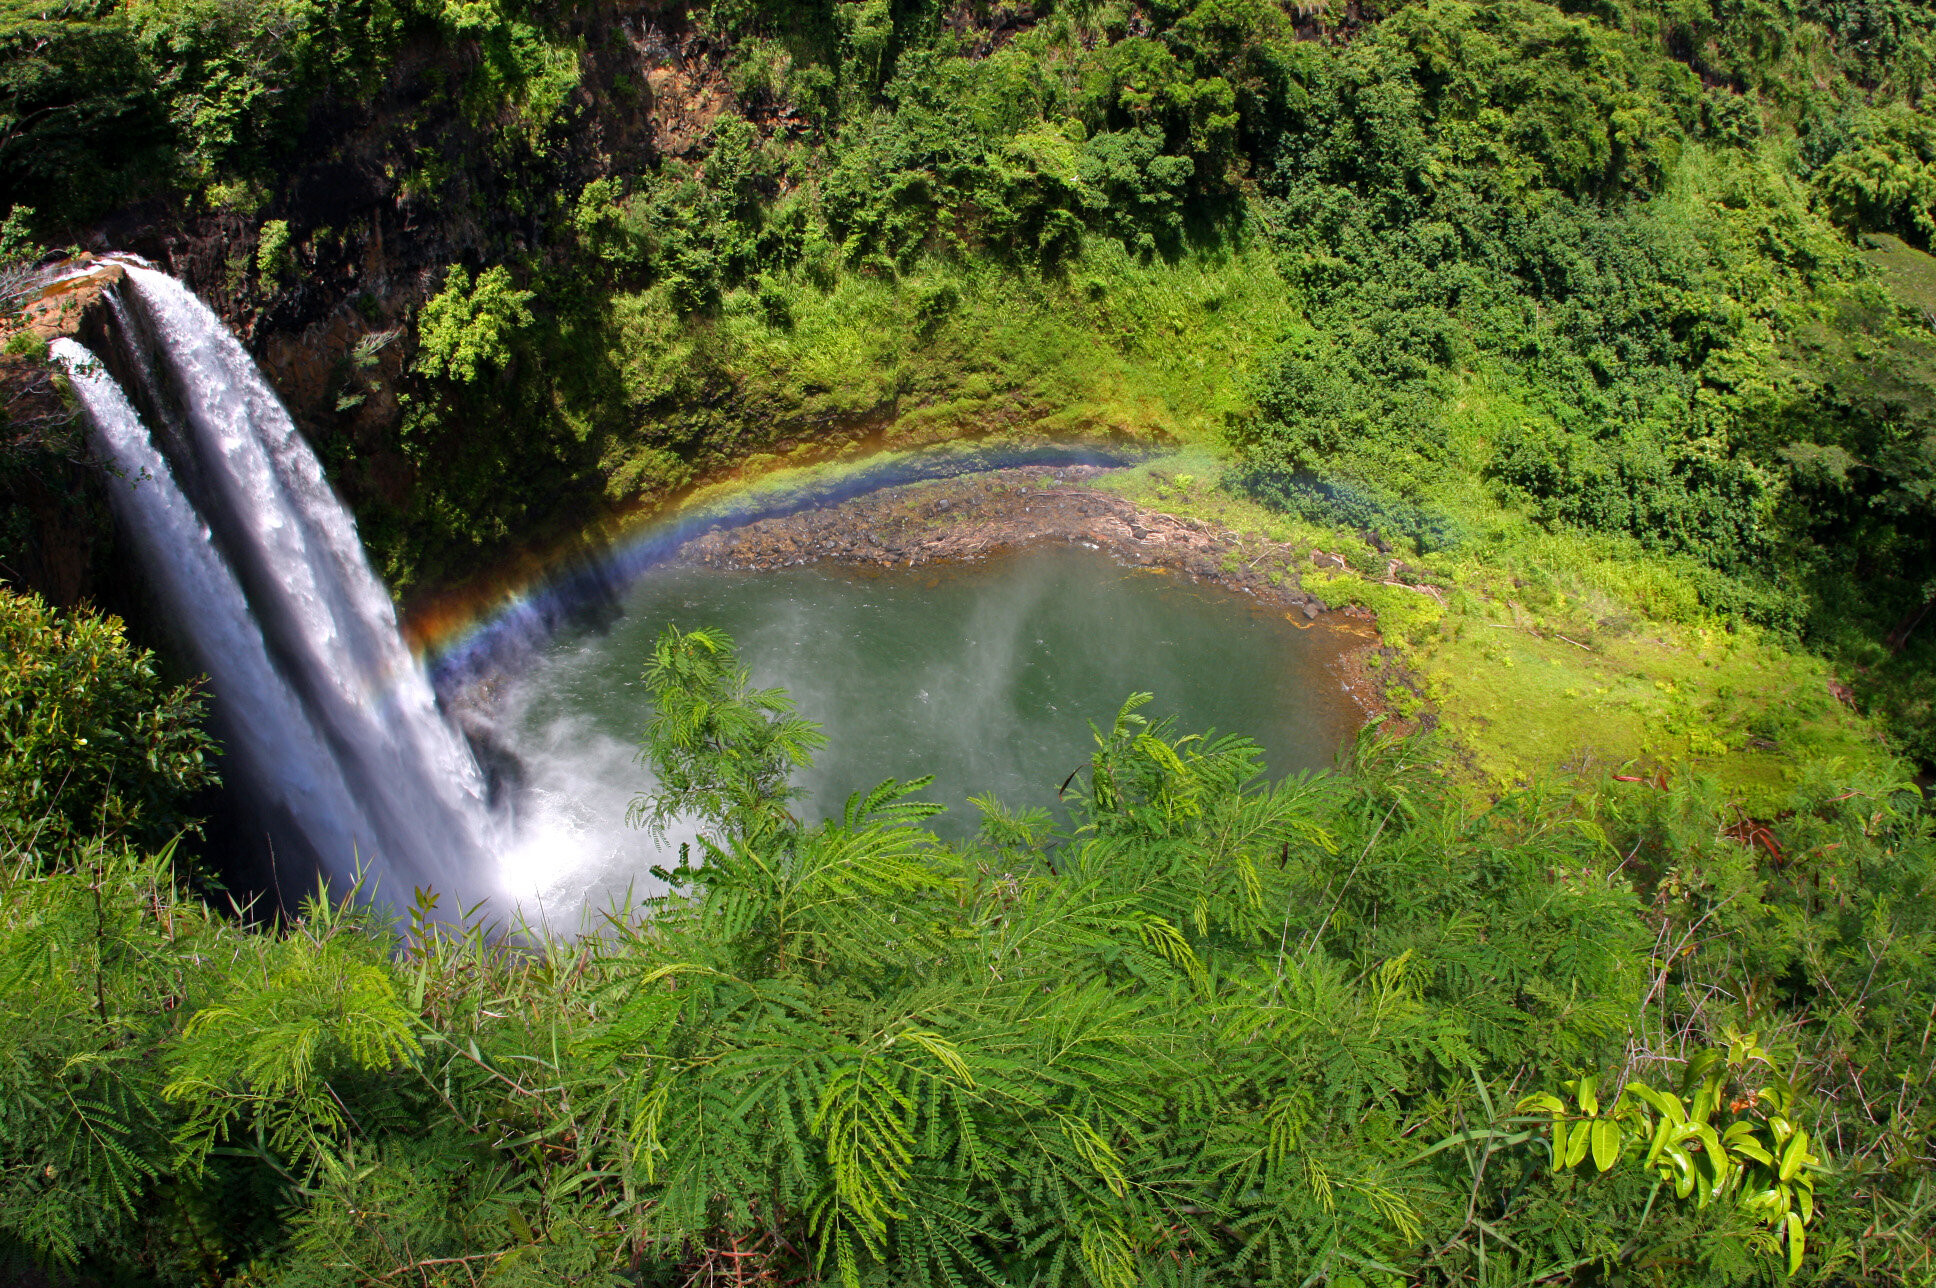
[489,550,1363,912]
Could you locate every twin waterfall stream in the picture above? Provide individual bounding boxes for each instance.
[55,267,501,912]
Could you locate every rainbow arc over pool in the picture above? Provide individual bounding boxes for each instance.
[408,441,1142,696]
[54,256,1148,910]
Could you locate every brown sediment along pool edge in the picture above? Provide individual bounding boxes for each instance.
[670,463,1431,737]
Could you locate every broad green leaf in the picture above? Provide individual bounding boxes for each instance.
[1626,1081,1684,1125]
[1780,1128,1809,1182]
[1663,1145,1696,1199]
[1591,1119,1620,1172]
[1564,1118,1591,1168]
[1644,1115,1673,1167]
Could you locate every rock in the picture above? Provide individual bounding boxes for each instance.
[9,258,124,347]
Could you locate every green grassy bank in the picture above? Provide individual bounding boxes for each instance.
[1095,450,1893,801]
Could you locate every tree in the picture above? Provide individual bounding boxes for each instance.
[627,624,826,844]
[411,264,534,384]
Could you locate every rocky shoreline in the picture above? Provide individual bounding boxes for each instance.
[679,465,1336,614]
[672,465,1411,723]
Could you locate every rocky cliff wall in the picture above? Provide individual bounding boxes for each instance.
[1,262,128,607]
[3,0,740,610]
[86,1,720,508]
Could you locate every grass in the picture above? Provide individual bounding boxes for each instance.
[606,237,1297,462]
[1859,231,1936,315]
[1092,456,1894,806]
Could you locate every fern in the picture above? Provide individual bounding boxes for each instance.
[7,624,1935,1285]
[163,890,422,1181]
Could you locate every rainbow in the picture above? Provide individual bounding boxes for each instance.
[408,439,1144,693]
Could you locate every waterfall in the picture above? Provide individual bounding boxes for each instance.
[53,269,500,910]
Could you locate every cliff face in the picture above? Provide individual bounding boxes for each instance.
[3,1,740,608]
[91,3,721,495]
[1,262,127,607]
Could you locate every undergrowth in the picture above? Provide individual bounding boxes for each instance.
[4,620,1932,1286]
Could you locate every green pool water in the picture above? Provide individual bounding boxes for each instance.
[493,545,1363,912]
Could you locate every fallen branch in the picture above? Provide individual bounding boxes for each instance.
[374,1250,511,1282]
[1380,578,1446,602]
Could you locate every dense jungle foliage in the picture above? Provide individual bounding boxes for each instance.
[1,0,1934,764]
[5,1,1936,1278]
[1,605,1932,1286]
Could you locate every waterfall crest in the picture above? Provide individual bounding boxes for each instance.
[53,270,499,909]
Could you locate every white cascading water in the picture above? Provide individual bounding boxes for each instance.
[53,268,500,909]
[54,337,382,886]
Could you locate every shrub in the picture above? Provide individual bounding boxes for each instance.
[411,264,534,383]
[0,590,215,866]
